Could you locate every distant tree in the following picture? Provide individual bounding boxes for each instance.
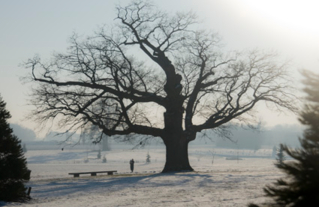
[146,152,151,163]
[195,151,205,161]
[249,70,319,207]
[264,125,301,148]
[276,144,285,165]
[102,136,111,151]
[25,0,296,172]
[97,149,101,159]
[272,146,277,158]
[22,143,27,153]
[0,95,29,202]
[10,124,36,142]
[215,125,263,150]
[81,124,111,151]
[102,155,107,163]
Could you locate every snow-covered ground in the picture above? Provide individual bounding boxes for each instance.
[2,145,282,207]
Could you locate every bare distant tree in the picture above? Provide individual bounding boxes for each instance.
[25,0,297,172]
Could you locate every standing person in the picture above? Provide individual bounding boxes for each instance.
[129,159,135,173]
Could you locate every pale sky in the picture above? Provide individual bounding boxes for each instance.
[1,0,318,137]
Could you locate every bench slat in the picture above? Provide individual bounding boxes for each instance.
[69,170,117,177]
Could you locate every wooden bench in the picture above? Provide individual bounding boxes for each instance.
[68,170,117,177]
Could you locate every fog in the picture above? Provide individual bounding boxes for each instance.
[14,123,303,150]
[10,123,37,142]
[211,125,302,149]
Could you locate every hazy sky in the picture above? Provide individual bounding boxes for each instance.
[1,0,318,137]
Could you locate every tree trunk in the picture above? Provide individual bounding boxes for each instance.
[162,135,193,173]
[161,104,193,172]
[159,59,193,172]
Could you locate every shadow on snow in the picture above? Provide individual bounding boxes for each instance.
[29,172,217,199]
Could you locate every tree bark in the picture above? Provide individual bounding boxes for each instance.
[160,63,194,172]
[162,135,193,172]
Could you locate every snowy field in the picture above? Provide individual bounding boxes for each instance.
[2,144,282,207]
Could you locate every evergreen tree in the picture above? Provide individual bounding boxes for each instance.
[249,70,319,207]
[0,95,29,202]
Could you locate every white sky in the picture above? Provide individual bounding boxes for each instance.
[1,0,318,137]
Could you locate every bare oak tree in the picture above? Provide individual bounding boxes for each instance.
[25,0,296,172]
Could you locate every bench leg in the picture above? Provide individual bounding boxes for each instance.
[91,173,97,176]
[74,174,79,178]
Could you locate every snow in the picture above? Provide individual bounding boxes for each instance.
[2,144,282,207]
